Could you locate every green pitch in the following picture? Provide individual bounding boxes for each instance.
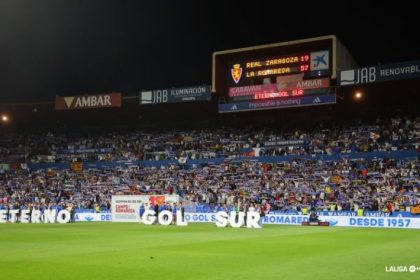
[1,223,419,280]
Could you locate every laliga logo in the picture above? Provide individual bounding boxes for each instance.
[140,210,262,228]
[231,64,242,84]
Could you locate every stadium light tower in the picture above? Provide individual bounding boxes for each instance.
[353,91,363,101]
[1,114,9,123]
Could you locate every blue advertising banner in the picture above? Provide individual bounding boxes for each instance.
[26,149,419,171]
[58,148,113,154]
[316,211,418,218]
[140,85,211,105]
[218,94,336,113]
[263,140,306,147]
[339,60,420,86]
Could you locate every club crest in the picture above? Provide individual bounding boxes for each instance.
[231,64,242,84]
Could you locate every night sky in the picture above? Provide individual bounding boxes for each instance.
[0,0,418,102]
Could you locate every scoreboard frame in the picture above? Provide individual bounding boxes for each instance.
[212,35,356,113]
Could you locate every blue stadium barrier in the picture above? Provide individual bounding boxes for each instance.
[26,150,419,170]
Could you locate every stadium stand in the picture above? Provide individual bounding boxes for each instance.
[1,116,418,216]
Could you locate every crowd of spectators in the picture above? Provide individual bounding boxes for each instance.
[1,157,418,214]
[0,116,418,164]
[0,116,418,215]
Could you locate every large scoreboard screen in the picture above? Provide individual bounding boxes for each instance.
[229,51,329,87]
[213,35,354,113]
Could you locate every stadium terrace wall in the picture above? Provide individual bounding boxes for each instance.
[73,212,420,229]
[75,213,112,222]
[22,150,419,170]
[184,213,420,229]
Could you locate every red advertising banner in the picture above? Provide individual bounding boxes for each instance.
[55,92,121,110]
[149,195,165,205]
[228,78,330,97]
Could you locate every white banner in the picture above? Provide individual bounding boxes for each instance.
[75,212,112,222]
[316,215,420,229]
[111,195,180,222]
[95,208,420,229]
[183,213,420,229]
[184,213,216,223]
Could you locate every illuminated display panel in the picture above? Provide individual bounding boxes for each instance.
[228,77,330,97]
[245,54,309,68]
[228,50,329,87]
[229,87,330,102]
[231,53,311,84]
[254,88,325,100]
[212,35,354,113]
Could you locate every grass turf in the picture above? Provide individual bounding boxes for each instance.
[1,223,419,280]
